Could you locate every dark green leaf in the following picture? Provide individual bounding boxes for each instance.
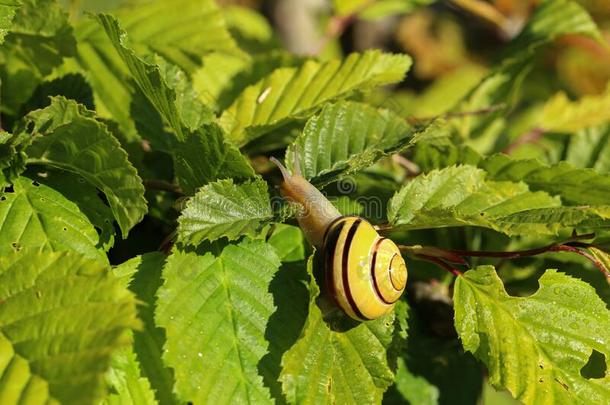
[173,124,255,196]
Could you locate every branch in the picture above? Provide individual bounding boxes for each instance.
[413,254,463,276]
[549,245,610,279]
[143,179,183,195]
[406,103,507,125]
[502,127,545,154]
[448,0,513,39]
[399,233,610,279]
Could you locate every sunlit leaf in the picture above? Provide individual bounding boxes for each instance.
[0,176,104,262]
[0,0,20,43]
[285,101,412,185]
[23,97,147,237]
[388,165,610,236]
[0,251,139,404]
[156,240,281,404]
[280,255,401,404]
[480,154,610,207]
[455,266,610,403]
[177,178,272,246]
[540,85,610,133]
[104,344,157,405]
[220,50,412,146]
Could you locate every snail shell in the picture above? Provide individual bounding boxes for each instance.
[270,157,408,321]
[323,216,407,321]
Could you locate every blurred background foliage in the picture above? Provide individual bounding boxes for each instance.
[5,1,610,403]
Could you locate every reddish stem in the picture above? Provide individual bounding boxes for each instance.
[549,245,610,279]
[503,127,545,154]
[414,254,463,277]
[447,233,595,259]
[402,233,610,279]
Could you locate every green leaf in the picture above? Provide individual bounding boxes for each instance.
[480,154,610,206]
[389,357,439,405]
[279,255,400,404]
[564,124,610,173]
[410,120,482,172]
[112,0,238,71]
[388,165,610,236]
[0,176,105,262]
[223,5,278,53]
[385,304,484,405]
[97,14,254,190]
[0,0,76,113]
[0,0,20,44]
[0,130,29,187]
[220,50,412,146]
[267,224,306,262]
[96,14,211,141]
[34,169,116,251]
[177,178,272,246]
[193,50,303,112]
[70,0,237,138]
[173,124,255,196]
[0,331,53,404]
[117,252,178,405]
[539,85,610,133]
[454,266,610,403]
[451,0,601,150]
[258,258,310,402]
[285,101,412,185]
[104,344,157,405]
[503,0,602,58]
[23,97,147,237]
[0,251,139,405]
[20,72,95,114]
[156,239,281,404]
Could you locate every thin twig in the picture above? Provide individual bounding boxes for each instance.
[399,233,610,279]
[503,127,545,154]
[448,0,512,38]
[406,103,507,125]
[314,0,375,55]
[414,254,463,276]
[549,245,610,279]
[392,155,420,176]
[447,233,595,259]
[143,179,183,195]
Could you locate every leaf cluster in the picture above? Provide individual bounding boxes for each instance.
[1,1,610,404]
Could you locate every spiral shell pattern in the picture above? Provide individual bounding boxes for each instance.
[323,216,408,321]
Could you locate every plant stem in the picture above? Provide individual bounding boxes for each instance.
[449,0,512,38]
[447,233,595,259]
[548,245,610,279]
[502,127,545,154]
[413,254,463,276]
[143,179,183,195]
[407,103,506,125]
[399,233,610,279]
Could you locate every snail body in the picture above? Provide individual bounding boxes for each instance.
[270,157,407,321]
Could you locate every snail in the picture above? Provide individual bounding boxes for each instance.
[270,156,407,321]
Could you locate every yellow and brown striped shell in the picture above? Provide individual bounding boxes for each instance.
[323,216,408,321]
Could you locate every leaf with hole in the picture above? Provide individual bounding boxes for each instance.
[454,266,610,403]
